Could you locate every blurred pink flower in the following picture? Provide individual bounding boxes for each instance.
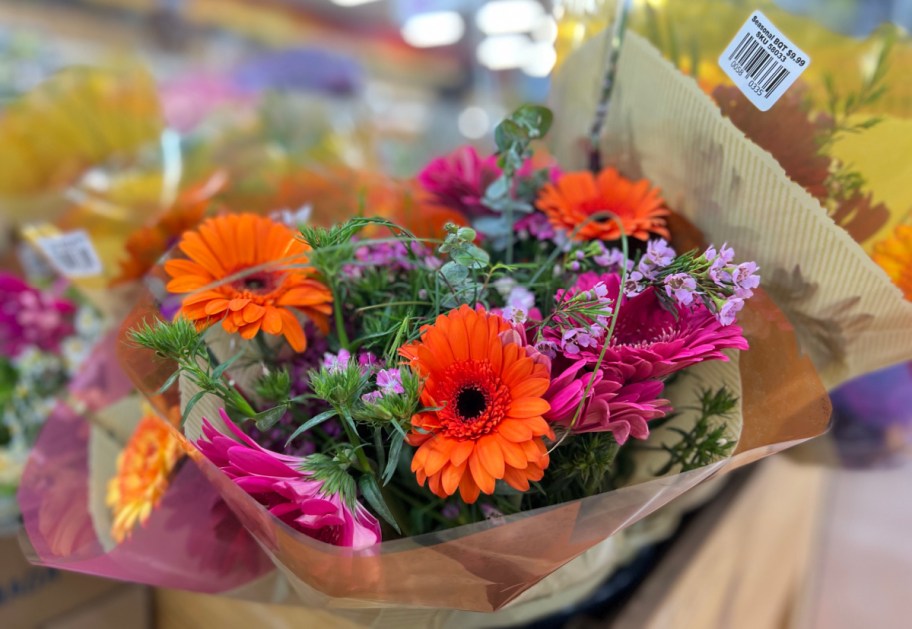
[196,411,381,549]
[544,360,668,444]
[417,145,500,218]
[0,273,75,357]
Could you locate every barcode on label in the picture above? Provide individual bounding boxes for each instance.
[728,33,790,99]
[718,11,810,112]
[35,230,103,279]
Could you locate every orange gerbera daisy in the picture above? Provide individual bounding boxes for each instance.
[536,167,669,242]
[107,410,183,543]
[164,213,332,352]
[400,305,553,504]
[873,224,912,300]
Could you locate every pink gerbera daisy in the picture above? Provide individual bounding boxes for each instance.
[196,410,381,549]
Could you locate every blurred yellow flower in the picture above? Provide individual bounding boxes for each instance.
[873,225,912,300]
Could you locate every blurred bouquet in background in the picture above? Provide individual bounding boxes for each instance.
[0,272,103,529]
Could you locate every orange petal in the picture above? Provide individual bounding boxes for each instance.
[277,287,331,307]
[503,466,531,492]
[277,309,307,352]
[239,319,262,340]
[449,439,474,467]
[423,443,449,476]
[468,452,495,494]
[495,434,528,469]
[262,308,282,335]
[167,275,214,294]
[228,298,250,311]
[458,473,481,504]
[509,377,550,400]
[509,398,551,419]
[476,435,505,479]
[242,303,266,323]
[441,462,465,496]
[204,299,230,316]
[497,419,533,442]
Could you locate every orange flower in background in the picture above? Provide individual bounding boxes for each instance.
[107,410,183,543]
[537,167,669,242]
[164,213,332,352]
[873,224,912,300]
[401,306,553,504]
[113,173,228,285]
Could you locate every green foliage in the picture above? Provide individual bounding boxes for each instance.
[130,317,204,363]
[308,364,369,412]
[254,368,292,403]
[541,432,622,502]
[654,387,738,475]
[301,452,358,510]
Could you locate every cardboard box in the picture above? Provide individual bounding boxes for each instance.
[0,533,151,628]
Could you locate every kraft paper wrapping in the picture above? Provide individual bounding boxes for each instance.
[550,31,912,389]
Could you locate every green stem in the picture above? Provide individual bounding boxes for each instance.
[331,284,351,350]
[339,410,373,474]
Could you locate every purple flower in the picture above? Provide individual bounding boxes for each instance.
[361,391,383,404]
[515,212,556,241]
[717,297,745,326]
[664,273,698,306]
[441,502,461,520]
[638,238,676,278]
[705,243,736,286]
[732,262,761,298]
[322,350,351,372]
[623,270,646,297]
[547,272,749,381]
[376,369,404,394]
[543,361,669,444]
[0,273,76,357]
[197,411,381,548]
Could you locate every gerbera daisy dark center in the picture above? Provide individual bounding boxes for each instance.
[232,271,277,294]
[456,385,487,421]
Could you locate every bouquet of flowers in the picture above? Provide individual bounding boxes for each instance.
[0,272,103,529]
[21,17,911,625]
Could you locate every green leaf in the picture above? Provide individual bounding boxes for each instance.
[182,390,208,425]
[211,351,244,380]
[157,369,181,395]
[440,261,469,284]
[512,104,553,138]
[452,244,490,269]
[284,409,338,446]
[359,474,401,534]
[494,119,525,152]
[253,405,288,431]
[382,435,404,486]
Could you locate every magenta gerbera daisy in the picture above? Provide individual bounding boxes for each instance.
[196,410,381,549]
[548,272,749,382]
[544,359,669,444]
